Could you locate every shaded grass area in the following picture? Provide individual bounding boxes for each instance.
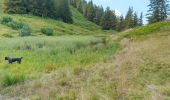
[0,36,121,87]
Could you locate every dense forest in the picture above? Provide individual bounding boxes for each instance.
[70,0,144,31]
[4,0,73,23]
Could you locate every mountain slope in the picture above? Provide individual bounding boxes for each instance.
[0,2,112,37]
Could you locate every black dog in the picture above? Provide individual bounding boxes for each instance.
[5,57,23,64]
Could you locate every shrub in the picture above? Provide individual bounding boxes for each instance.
[1,16,13,24]
[41,27,54,36]
[20,25,32,36]
[7,21,24,30]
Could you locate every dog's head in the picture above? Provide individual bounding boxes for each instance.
[5,57,9,60]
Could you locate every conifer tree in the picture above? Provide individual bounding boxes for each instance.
[86,0,95,21]
[57,0,73,23]
[93,6,104,25]
[139,12,143,26]
[77,0,83,13]
[125,7,134,28]
[133,12,139,27]
[147,0,169,24]
[117,15,125,31]
[101,7,117,30]
[4,0,73,23]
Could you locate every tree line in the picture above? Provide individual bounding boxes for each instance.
[4,0,73,23]
[4,0,169,31]
[70,0,143,31]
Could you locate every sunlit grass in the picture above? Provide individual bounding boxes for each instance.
[0,36,121,86]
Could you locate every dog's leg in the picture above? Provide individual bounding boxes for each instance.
[9,60,12,64]
[17,61,21,64]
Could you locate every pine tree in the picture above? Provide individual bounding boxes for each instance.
[147,0,169,24]
[111,10,118,30]
[139,12,143,26]
[93,6,104,25]
[101,7,111,30]
[57,0,73,23]
[70,0,77,8]
[117,15,125,31]
[86,0,95,21]
[101,7,117,30]
[125,7,134,28]
[77,0,83,13]
[4,0,26,13]
[133,12,139,27]
[4,0,73,23]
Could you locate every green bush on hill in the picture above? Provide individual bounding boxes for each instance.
[1,16,13,24]
[41,27,54,36]
[20,25,32,36]
[7,21,24,30]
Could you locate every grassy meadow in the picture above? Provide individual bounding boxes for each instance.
[0,1,121,99]
[0,0,170,99]
[0,36,121,87]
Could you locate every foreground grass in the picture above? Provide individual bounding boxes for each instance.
[0,36,121,88]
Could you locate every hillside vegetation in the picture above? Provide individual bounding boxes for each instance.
[0,1,121,99]
[0,21,169,99]
[113,21,170,99]
[0,0,170,99]
[120,21,170,39]
[0,0,111,37]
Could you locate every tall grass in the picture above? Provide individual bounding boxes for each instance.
[0,36,121,86]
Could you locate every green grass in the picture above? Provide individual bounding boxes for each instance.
[120,21,170,39]
[0,36,121,87]
[114,22,170,99]
[0,0,121,98]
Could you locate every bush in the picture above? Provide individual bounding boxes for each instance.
[1,16,13,24]
[7,21,24,30]
[41,27,54,36]
[20,25,32,36]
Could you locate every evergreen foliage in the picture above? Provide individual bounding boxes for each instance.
[70,0,142,31]
[147,0,170,24]
[4,0,73,23]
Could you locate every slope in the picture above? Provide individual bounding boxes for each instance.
[0,1,112,37]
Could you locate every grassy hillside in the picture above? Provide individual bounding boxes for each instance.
[120,21,170,39]
[0,0,113,37]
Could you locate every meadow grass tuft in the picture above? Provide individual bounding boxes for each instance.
[2,74,26,87]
